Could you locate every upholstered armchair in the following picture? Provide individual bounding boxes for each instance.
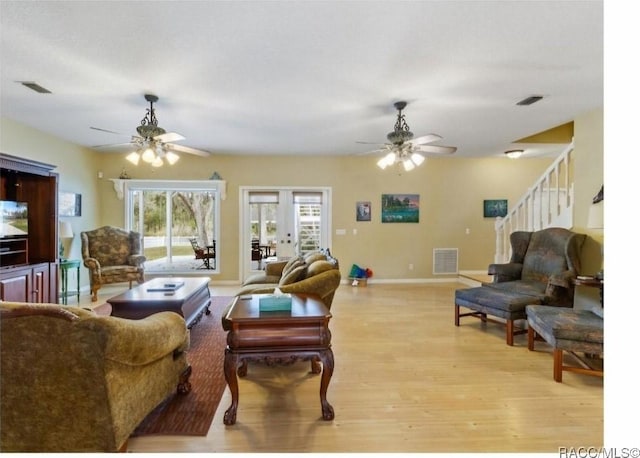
[81,226,146,301]
[455,227,586,345]
[0,302,191,452]
[486,227,586,306]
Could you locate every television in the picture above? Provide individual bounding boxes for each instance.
[0,200,29,238]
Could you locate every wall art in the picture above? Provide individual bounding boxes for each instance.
[381,194,419,223]
[59,191,82,217]
[356,201,371,221]
[483,199,508,218]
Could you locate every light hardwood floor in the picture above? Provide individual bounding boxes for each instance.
[80,281,603,453]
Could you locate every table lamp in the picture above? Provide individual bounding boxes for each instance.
[59,220,74,260]
[587,197,604,280]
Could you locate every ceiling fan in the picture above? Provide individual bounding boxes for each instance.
[358,101,457,171]
[91,94,211,167]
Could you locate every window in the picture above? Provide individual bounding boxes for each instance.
[123,180,222,273]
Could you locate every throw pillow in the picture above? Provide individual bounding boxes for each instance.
[304,252,327,265]
[279,265,307,286]
[306,260,335,278]
[281,257,304,278]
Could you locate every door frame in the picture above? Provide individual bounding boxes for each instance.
[239,186,332,282]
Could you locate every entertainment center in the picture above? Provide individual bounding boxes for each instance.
[0,153,59,303]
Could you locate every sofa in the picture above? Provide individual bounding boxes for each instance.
[0,302,191,452]
[81,225,146,301]
[235,249,341,310]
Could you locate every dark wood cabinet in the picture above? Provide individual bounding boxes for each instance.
[0,263,53,303]
[0,153,58,303]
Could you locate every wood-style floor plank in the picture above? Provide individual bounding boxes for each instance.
[86,282,604,453]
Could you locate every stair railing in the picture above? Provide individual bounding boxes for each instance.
[494,141,575,263]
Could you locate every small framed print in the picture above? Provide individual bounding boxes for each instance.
[59,191,82,217]
[483,199,508,218]
[356,201,371,221]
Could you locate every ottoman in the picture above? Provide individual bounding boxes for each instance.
[526,304,603,382]
[455,286,543,345]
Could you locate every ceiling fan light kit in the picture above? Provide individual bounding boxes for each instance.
[97,93,210,168]
[362,101,457,172]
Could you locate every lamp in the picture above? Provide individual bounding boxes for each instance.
[504,149,524,159]
[58,220,74,260]
[587,201,604,229]
[587,185,604,280]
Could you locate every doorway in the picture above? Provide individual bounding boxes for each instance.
[240,187,331,281]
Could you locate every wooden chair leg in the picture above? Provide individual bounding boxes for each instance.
[506,320,514,346]
[527,326,535,350]
[454,304,460,326]
[553,348,563,382]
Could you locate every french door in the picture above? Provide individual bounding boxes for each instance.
[240,187,331,280]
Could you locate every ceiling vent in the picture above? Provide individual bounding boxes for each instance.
[17,81,51,94]
[516,95,543,106]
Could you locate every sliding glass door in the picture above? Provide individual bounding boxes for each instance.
[123,180,221,273]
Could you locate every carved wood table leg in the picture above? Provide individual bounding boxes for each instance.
[177,365,192,394]
[223,350,240,425]
[238,360,249,377]
[318,349,335,420]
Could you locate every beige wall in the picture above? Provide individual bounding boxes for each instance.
[1,108,603,290]
[571,108,604,309]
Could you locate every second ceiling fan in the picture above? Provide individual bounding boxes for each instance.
[92,94,211,167]
[358,101,457,171]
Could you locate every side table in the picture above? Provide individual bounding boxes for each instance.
[59,259,81,305]
[574,276,604,306]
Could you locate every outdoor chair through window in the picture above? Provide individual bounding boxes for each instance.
[189,238,216,270]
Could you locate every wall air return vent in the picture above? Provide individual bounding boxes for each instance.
[433,248,458,275]
[516,95,543,106]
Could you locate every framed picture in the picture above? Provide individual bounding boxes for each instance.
[59,191,82,217]
[381,194,419,223]
[356,201,371,221]
[483,199,508,218]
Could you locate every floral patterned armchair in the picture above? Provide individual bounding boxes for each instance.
[81,226,146,301]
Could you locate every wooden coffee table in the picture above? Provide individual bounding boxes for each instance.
[222,293,334,425]
[107,277,211,328]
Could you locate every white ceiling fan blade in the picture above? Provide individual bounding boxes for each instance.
[155,131,185,143]
[91,141,134,149]
[415,145,457,154]
[357,143,394,156]
[164,143,211,157]
[90,126,127,135]
[409,134,442,145]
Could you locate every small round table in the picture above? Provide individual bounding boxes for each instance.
[59,259,81,304]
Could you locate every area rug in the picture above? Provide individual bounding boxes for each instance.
[128,295,234,437]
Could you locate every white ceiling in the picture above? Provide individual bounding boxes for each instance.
[0,1,603,159]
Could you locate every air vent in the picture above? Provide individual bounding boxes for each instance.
[433,248,458,275]
[17,81,51,94]
[516,95,543,106]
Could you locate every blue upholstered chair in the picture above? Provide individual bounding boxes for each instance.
[455,227,586,345]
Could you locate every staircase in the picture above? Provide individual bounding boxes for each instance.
[494,141,575,263]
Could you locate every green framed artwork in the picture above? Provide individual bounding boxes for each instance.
[483,199,507,218]
[381,194,419,223]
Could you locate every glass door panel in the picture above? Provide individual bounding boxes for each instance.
[242,188,330,280]
[125,182,220,273]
